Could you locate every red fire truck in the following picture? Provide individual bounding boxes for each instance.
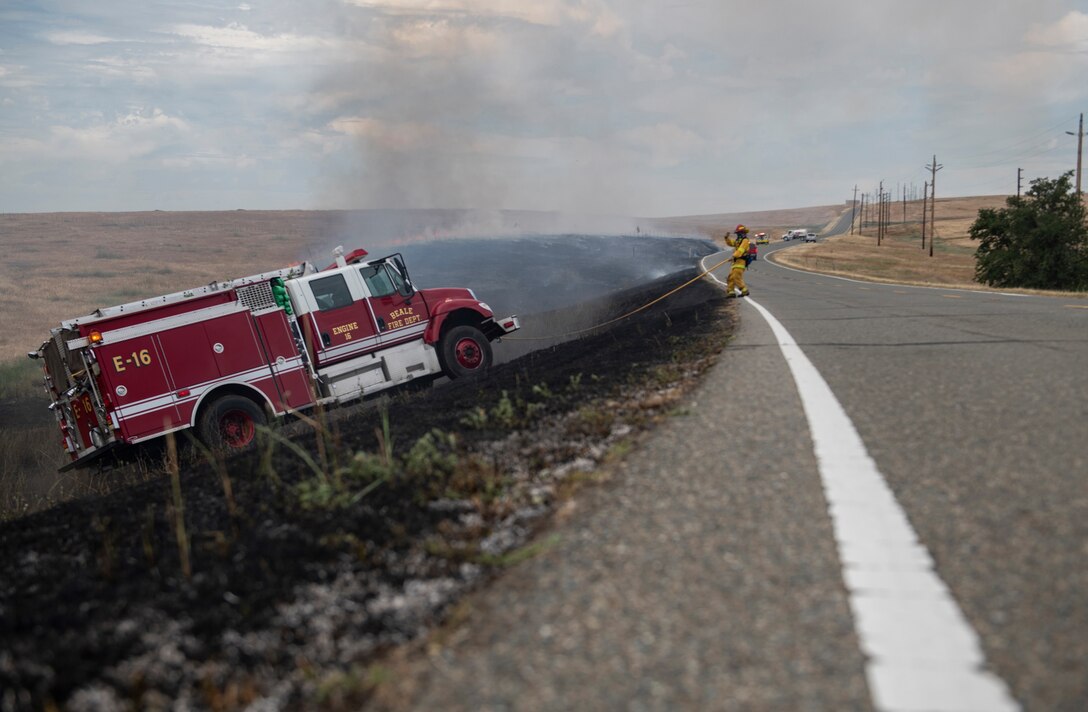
[30,246,520,470]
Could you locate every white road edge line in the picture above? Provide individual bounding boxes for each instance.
[702,257,1018,712]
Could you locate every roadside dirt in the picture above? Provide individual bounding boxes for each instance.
[0,242,734,710]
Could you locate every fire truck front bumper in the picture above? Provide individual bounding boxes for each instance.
[481,315,520,341]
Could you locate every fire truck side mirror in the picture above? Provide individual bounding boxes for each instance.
[392,256,415,298]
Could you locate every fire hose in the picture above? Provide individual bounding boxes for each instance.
[502,256,733,341]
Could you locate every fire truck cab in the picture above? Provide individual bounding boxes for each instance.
[31,246,519,471]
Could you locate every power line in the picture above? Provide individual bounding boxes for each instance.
[963,140,1065,170]
[948,116,1078,163]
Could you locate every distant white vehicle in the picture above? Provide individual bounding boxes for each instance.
[804,232,818,242]
[784,229,807,241]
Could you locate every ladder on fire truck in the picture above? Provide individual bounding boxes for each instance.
[63,263,315,327]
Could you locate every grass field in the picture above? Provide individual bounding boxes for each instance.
[5,197,1079,518]
[773,194,1088,297]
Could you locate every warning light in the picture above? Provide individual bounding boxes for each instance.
[89,331,103,344]
[176,389,191,398]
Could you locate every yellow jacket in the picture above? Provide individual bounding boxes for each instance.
[727,235,751,268]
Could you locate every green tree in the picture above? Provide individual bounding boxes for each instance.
[970,171,1088,290]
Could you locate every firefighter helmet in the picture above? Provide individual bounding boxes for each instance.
[735,224,749,234]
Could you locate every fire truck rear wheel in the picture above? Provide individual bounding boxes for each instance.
[440,325,492,379]
[198,395,267,453]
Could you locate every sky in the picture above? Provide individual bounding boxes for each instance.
[1,0,1087,217]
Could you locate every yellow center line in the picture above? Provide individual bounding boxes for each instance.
[941,294,963,299]
[1065,304,1088,309]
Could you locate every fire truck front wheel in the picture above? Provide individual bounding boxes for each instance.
[440,325,493,379]
[198,394,267,453]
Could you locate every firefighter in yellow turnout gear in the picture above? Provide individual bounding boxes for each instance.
[724,224,752,298]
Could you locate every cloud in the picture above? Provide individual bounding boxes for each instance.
[0,64,39,88]
[170,23,338,53]
[1025,10,1088,49]
[975,10,1088,105]
[3,0,1088,214]
[44,30,115,45]
[39,110,189,163]
[383,17,504,59]
[344,0,623,35]
[161,152,256,169]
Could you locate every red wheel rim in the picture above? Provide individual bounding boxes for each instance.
[454,337,483,370]
[219,409,256,448]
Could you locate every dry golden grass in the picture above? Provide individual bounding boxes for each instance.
[772,194,1088,297]
[0,423,143,520]
[0,210,345,365]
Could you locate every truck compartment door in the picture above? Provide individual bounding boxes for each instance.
[97,335,182,439]
[252,310,314,411]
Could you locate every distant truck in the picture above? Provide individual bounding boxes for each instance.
[30,246,520,470]
[783,229,808,241]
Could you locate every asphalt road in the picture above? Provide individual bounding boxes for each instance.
[743,241,1087,710]
[394,238,1087,711]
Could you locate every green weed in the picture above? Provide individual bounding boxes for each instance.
[404,429,458,480]
[478,533,561,567]
[491,391,516,428]
[459,406,488,430]
[314,664,387,705]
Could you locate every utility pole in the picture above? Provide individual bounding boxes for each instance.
[884,190,890,241]
[925,155,943,258]
[859,193,865,236]
[877,180,883,245]
[1066,113,1084,195]
[885,190,891,240]
[851,184,858,235]
[1017,167,1023,199]
[921,180,928,250]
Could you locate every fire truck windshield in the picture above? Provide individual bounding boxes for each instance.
[360,262,412,298]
